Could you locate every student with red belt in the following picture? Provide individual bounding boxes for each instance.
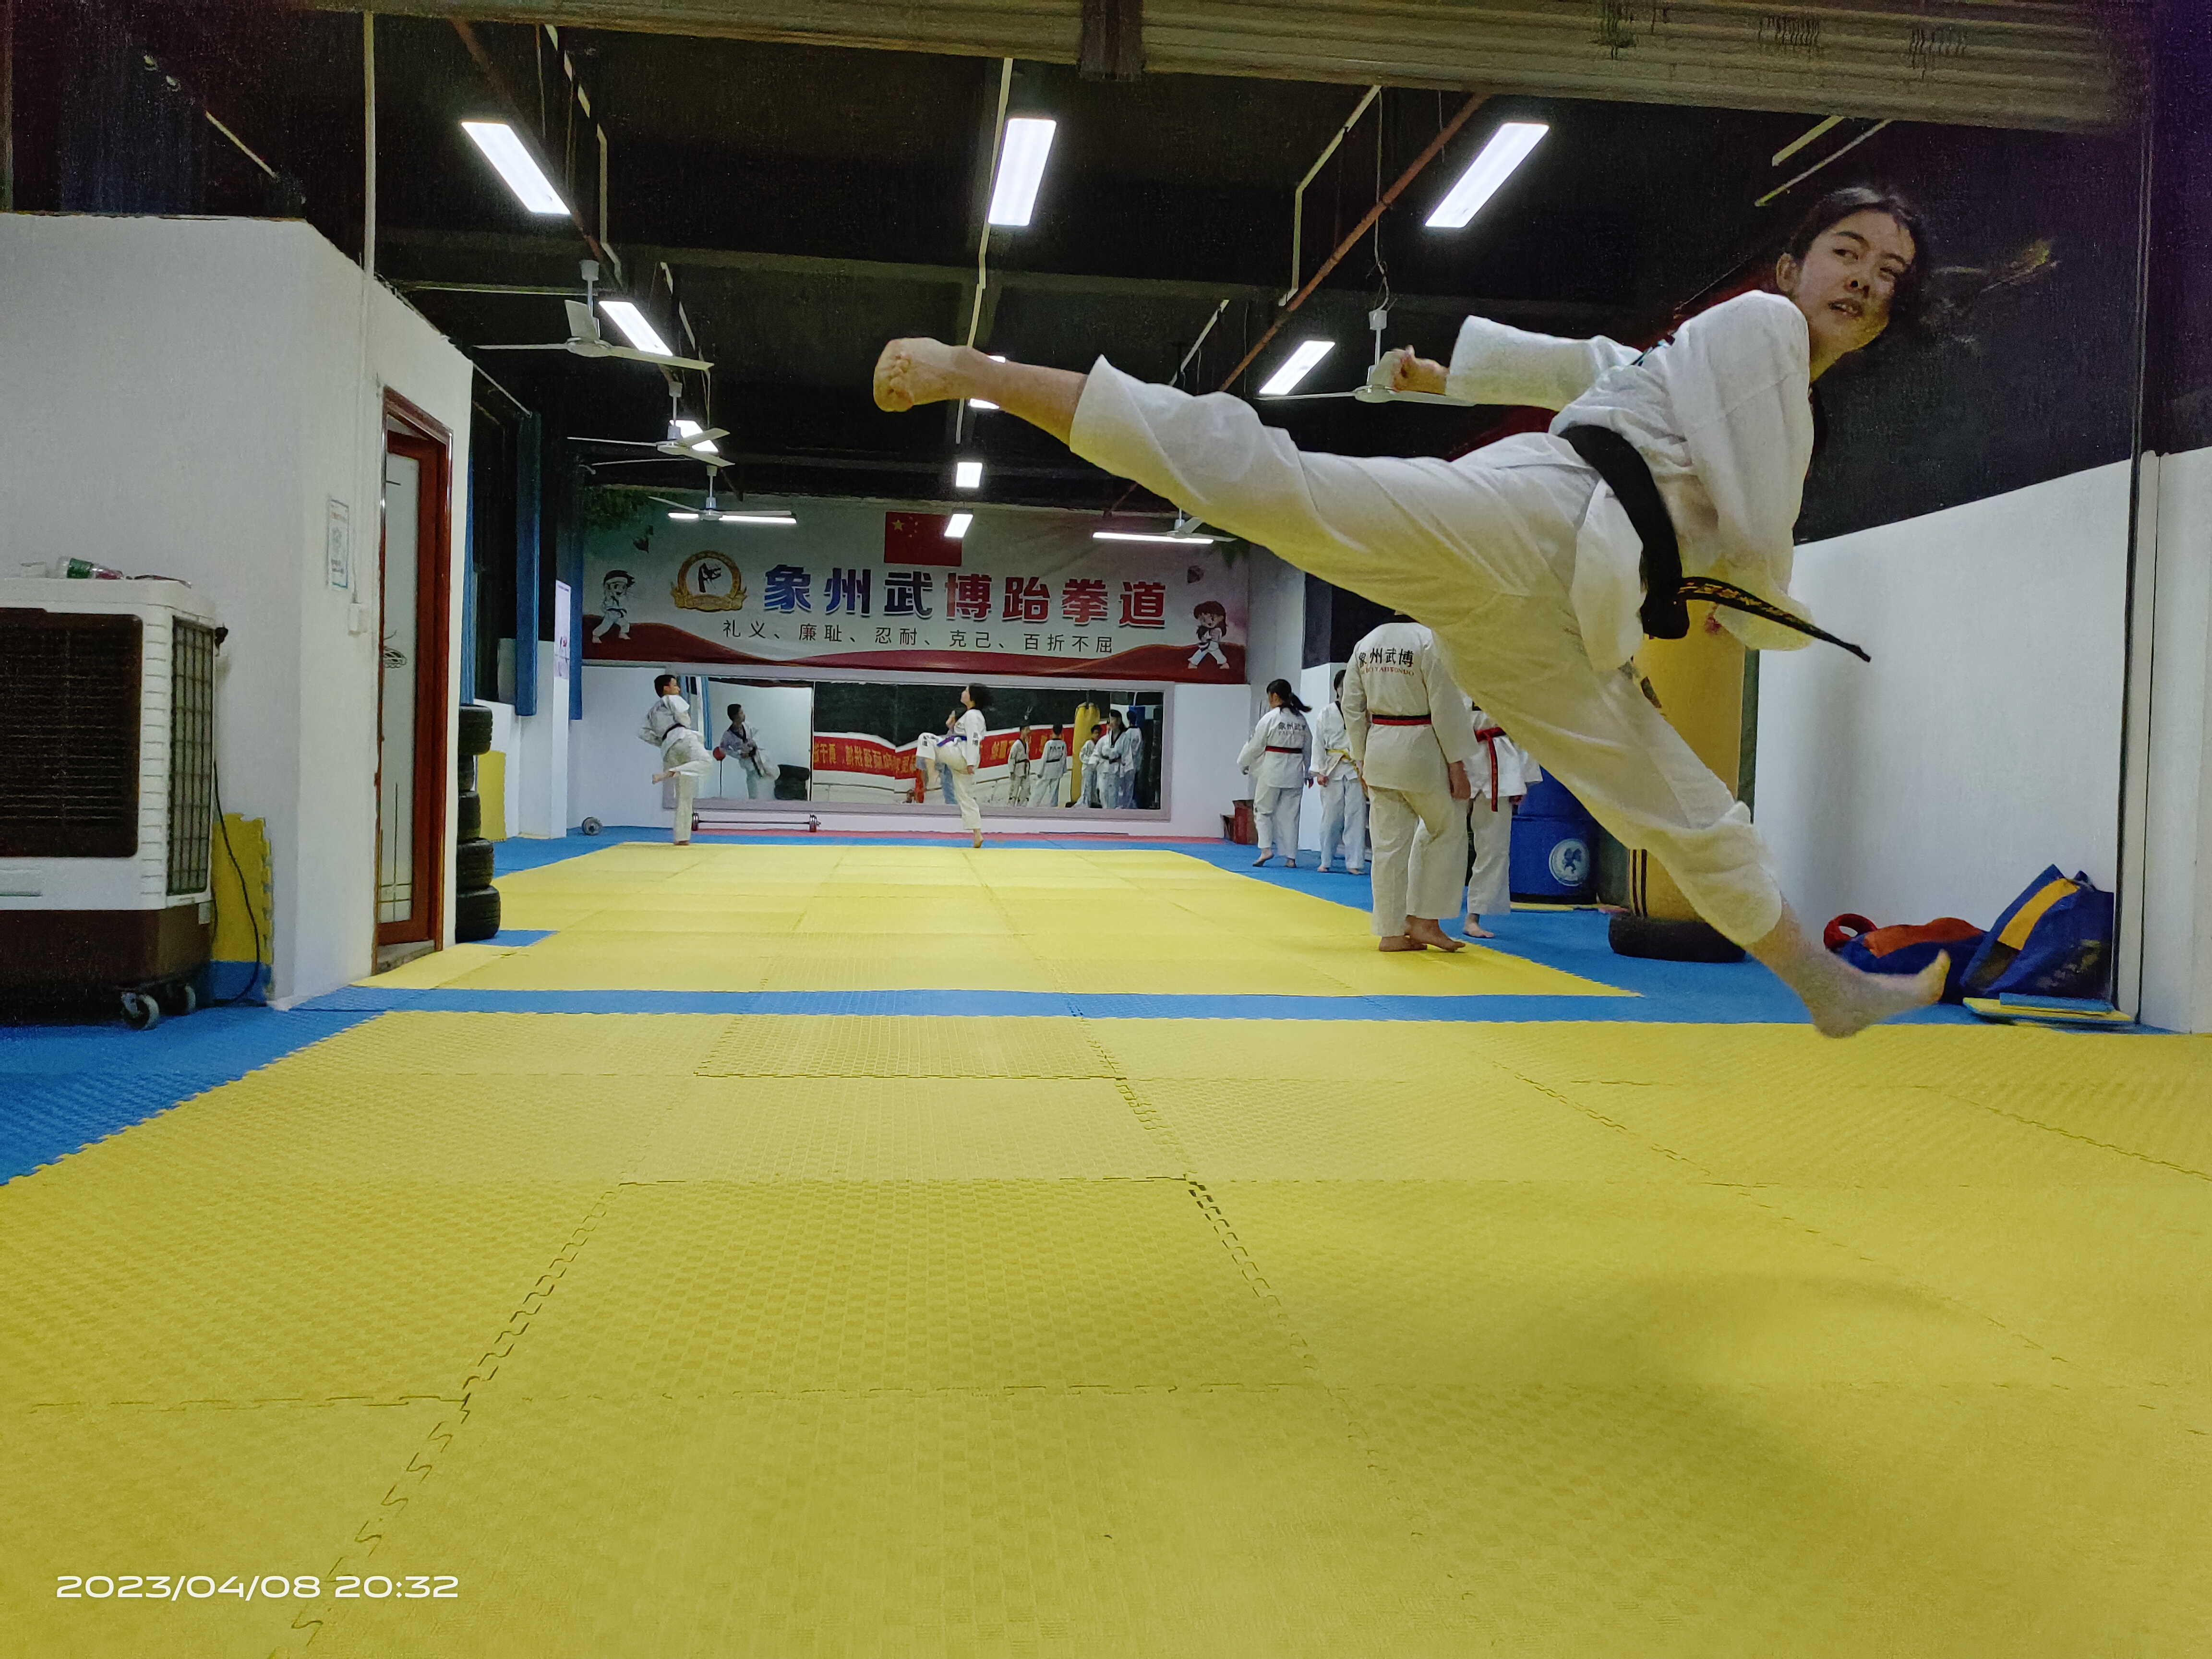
[1236,679,1312,868]
[1343,617,1477,951]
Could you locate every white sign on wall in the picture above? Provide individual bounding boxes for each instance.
[553,579,572,681]
[325,498,351,589]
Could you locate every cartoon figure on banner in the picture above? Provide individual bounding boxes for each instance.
[672,550,748,613]
[592,569,635,642]
[1189,600,1230,669]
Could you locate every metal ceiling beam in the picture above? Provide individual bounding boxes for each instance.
[300,0,2129,132]
[377,227,1623,325]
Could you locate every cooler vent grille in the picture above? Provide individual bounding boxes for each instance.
[168,618,217,894]
[0,610,142,859]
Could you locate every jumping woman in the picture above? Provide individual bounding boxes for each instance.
[875,187,1944,1035]
[917,682,994,848]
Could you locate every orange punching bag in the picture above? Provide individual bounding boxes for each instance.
[1610,603,1750,962]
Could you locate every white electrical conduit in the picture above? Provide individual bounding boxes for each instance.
[1286,84,1381,304]
[1771,115,1843,168]
[967,58,1015,349]
[1175,299,1231,386]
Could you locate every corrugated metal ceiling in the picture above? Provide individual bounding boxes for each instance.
[324,0,2134,131]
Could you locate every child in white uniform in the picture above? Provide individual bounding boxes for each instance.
[640,673,711,845]
[1006,727,1032,805]
[1310,670,1367,875]
[1465,707,1538,938]
[916,683,992,846]
[1237,679,1312,868]
[713,703,770,800]
[1034,726,1070,806]
[1078,732,1103,808]
[1113,716,1144,808]
[1342,619,1476,950]
[871,187,1949,1036]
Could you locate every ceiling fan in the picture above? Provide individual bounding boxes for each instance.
[1259,305,1475,406]
[574,380,731,469]
[477,260,712,373]
[647,462,795,526]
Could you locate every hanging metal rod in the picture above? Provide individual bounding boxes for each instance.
[1286,84,1381,303]
[1220,90,1489,395]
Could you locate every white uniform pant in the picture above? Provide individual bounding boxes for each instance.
[1070,367,1783,947]
[1033,769,1066,806]
[660,732,712,845]
[1467,796,1515,920]
[1007,764,1029,805]
[1252,784,1301,859]
[1317,772,1367,871]
[1081,764,1103,808]
[735,765,768,799]
[1369,788,1467,933]
[919,745,983,834]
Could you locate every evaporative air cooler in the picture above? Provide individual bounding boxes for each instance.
[0,577,222,1028]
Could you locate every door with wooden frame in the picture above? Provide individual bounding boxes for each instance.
[375,396,453,950]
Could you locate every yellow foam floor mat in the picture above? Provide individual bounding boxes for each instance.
[474,845,1620,998]
[8,844,2212,1655]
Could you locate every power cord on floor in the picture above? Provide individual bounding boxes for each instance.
[209,761,267,1006]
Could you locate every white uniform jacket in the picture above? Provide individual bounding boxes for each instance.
[1445,291,1819,670]
[1467,706,1540,806]
[1039,737,1069,778]
[641,693,710,768]
[1238,706,1312,792]
[1311,703,1358,784]
[1341,622,1478,795]
[1116,725,1143,787]
[945,709,987,770]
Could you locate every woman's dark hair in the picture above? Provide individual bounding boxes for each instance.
[654,673,679,695]
[1782,185,1929,334]
[965,683,995,711]
[1266,677,1311,714]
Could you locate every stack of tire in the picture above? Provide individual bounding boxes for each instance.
[455,704,500,942]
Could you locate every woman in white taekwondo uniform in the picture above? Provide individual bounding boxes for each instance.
[1310,669,1367,875]
[872,187,1948,1036]
[1342,618,1478,951]
[917,682,992,847]
[641,674,713,846]
[1465,707,1538,938]
[1238,680,1313,868]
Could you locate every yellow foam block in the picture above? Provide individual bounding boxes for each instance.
[1089,1017,1492,1083]
[634,1075,1178,1182]
[5,1400,445,1659]
[695,1014,1108,1079]
[286,1011,735,1076]
[309,1390,1472,1659]
[354,940,520,989]
[443,934,774,993]
[1210,1179,2068,1389]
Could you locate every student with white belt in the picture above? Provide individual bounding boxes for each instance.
[1034,725,1070,806]
[1343,619,1476,951]
[1310,670,1367,875]
[916,682,992,846]
[1237,678,1313,868]
[640,673,713,846]
[1465,707,1539,938]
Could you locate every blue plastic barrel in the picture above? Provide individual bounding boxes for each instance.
[1509,774,1597,901]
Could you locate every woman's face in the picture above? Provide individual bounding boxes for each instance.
[961,686,974,709]
[1776,209,1916,369]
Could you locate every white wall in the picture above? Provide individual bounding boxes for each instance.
[0,216,473,1002]
[1757,460,2129,938]
[1243,549,1305,747]
[2137,446,2212,1032]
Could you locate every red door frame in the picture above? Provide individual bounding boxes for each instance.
[375,392,453,950]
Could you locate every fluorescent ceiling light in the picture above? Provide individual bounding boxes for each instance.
[1258,340,1334,397]
[954,459,984,490]
[667,510,701,521]
[1093,530,1219,545]
[944,512,974,539]
[987,118,1056,227]
[599,299,673,357]
[718,512,796,526]
[460,120,569,216]
[1426,121,1548,229]
[969,355,1008,411]
[674,418,720,456]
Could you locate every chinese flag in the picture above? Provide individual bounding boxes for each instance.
[884,511,961,567]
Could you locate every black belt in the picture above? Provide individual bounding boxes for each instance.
[1264,744,1305,753]
[1370,714,1432,726]
[1559,424,1869,662]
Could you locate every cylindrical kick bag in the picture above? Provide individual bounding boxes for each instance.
[1609,603,1748,963]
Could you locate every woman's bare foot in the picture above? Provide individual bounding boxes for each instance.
[874,338,968,411]
[1748,902,1948,1037]
[1252,854,1274,867]
[1464,921,1496,939]
[1378,935,1426,952]
[650,769,673,783]
[1405,917,1465,953]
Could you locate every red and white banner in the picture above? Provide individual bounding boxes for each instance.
[584,494,1248,683]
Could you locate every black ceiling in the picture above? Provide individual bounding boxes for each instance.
[14,4,2139,526]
